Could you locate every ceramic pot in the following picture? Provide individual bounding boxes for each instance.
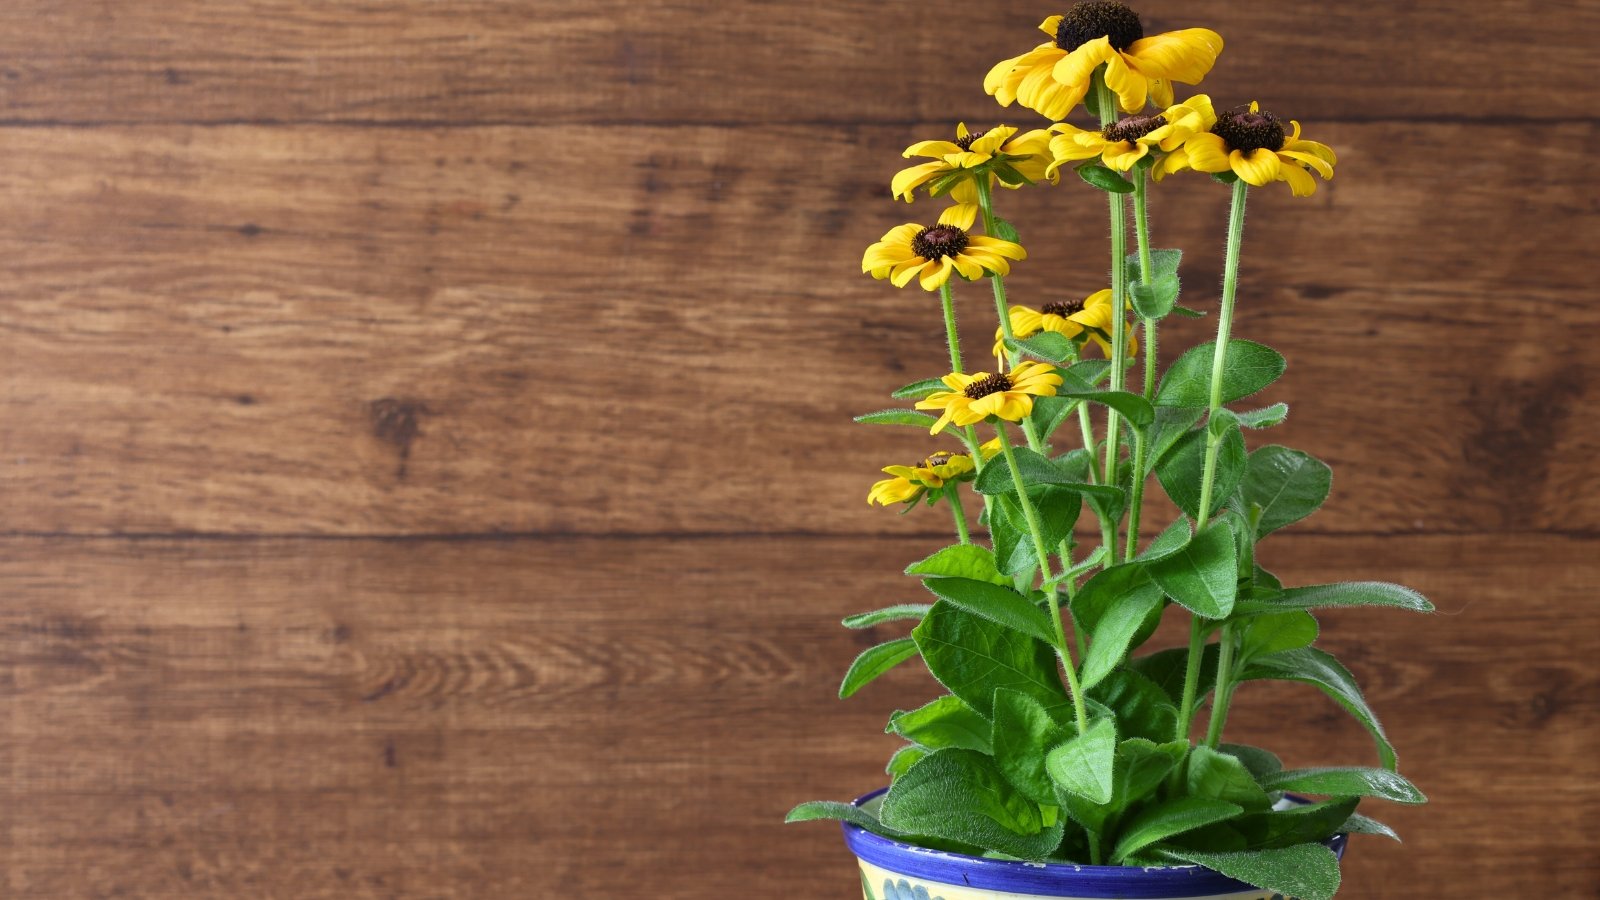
[842,789,1347,900]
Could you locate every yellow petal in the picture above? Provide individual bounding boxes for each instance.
[938,201,980,230]
[862,242,915,272]
[1279,162,1318,197]
[890,162,947,201]
[919,257,956,291]
[951,253,985,281]
[891,259,930,288]
[1279,149,1334,180]
[1284,137,1338,167]
[1102,52,1147,113]
[1102,141,1150,171]
[969,125,1016,157]
[1037,15,1063,36]
[1182,133,1231,173]
[1230,147,1282,186]
[969,235,1027,260]
[1124,29,1224,84]
[1152,145,1190,182]
[1052,37,1115,95]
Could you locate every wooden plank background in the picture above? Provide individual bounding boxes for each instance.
[0,1,1595,896]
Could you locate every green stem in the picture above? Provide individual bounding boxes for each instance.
[996,423,1088,734]
[938,280,964,375]
[1193,179,1250,531]
[1093,74,1129,546]
[1174,616,1205,742]
[1204,624,1237,748]
[947,485,972,544]
[1124,168,1158,562]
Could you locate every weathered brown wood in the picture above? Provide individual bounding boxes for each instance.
[0,122,1594,536]
[0,2,1592,124]
[0,533,1592,896]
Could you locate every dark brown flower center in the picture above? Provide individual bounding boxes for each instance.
[911,225,970,261]
[1056,2,1144,52]
[1212,106,1287,153]
[1102,114,1166,144]
[954,129,990,151]
[922,450,963,468]
[963,372,1014,400]
[1043,299,1087,317]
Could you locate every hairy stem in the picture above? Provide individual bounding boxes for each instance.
[947,483,972,544]
[1124,167,1159,561]
[1193,179,1250,530]
[1093,74,1129,554]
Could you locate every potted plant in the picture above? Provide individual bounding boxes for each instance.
[787,4,1432,899]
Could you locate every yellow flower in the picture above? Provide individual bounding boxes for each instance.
[1158,102,1337,196]
[993,290,1138,359]
[915,362,1064,434]
[892,123,1054,228]
[862,223,1027,292]
[1045,94,1215,174]
[867,449,977,507]
[985,3,1223,120]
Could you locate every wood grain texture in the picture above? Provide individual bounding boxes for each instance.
[0,1,1594,125]
[0,534,1593,897]
[0,121,1594,535]
[0,0,1594,896]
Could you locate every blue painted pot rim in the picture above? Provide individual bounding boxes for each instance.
[842,788,1348,899]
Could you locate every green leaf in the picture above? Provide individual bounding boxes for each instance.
[1077,163,1135,193]
[992,217,1021,243]
[1145,524,1238,619]
[1217,743,1283,780]
[839,638,919,698]
[905,544,1008,585]
[1185,745,1274,811]
[1137,516,1192,563]
[1112,797,1244,863]
[1130,273,1181,320]
[892,377,947,400]
[989,494,1035,578]
[886,744,929,780]
[1077,576,1165,691]
[1155,340,1287,409]
[854,408,940,427]
[1045,717,1117,804]
[1126,247,1182,284]
[886,694,993,753]
[1170,303,1206,318]
[1242,647,1398,770]
[1261,767,1427,804]
[922,577,1059,647]
[1236,402,1289,429]
[1029,395,1081,443]
[1058,389,1154,428]
[973,445,1124,507]
[786,800,909,839]
[1229,798,1359,851]
[1067,359,1112,386]
[1130,644,1219,704]
[1156,425,1247,521]
[1237,610,1318,664]
[842,605,932,629]
[1090,669,1179,743]
[1005,332,1075,363]
[1158,844,1341,900]
[913,601,1069,718]
[1340,811,1402,841]
[1210,170,1241,185]
[881,749,1064,860]
[1063,738,1185,834]
[1239,445,1332,536]
[1236,581,1435,617]
[1143,406,1205,476]
[992,688,1077,806]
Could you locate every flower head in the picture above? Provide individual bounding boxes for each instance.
[985,3,1223,120]
[862,223,1027,291]
[995,290,1138,360]
[892,123,1054,228]
[1046,94,1215,174]
[915,362,1064,434]
[867,448,977,507]
[1159,102,1338,196]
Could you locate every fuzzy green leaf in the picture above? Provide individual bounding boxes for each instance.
[1143,406,1206,476]
[881,749,1064,860]
[991,689,1077,806]
[1186,746,1274,811]
[992,217,1021,243]
[886,744,930,780]
[839,638,919,698]
[1146,525,1238,619]
[1340,811,1402,841]
[1236,402,1289,429]
[892,377,948,400]
[854,408,941,427]
[1078,578,1165,691]
[906,544,1008,585]
[1064,738,1186,835]
[1130,273,1181,320]
[1243,647,1398,770]
[841,605,932,630]
[1137,516,1192,563]
[1237,610,1319,664]
[1217,743,1283,780]
[1155,340,1287,409]
[1060,389,1155,428]
[1077,163,1135,193]
[922,577,1059,646]
[1045,717,1117,804]
[786,800,909,839]
[1236,581,1435,617]
[886,694,993,753]
[1005,332,1076,363]
[973,445,1124,507]
[1112,797,1244,863]
[1158,844,1341,900]
[1156,425,1248,522]
[1229,798,1359,851]
[1090,669,1179,744]
[1239,445,1332,536]
[913,601,1069,718]
[1261,767,1427,804]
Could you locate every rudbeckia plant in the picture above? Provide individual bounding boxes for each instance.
[791,5,1429,900]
